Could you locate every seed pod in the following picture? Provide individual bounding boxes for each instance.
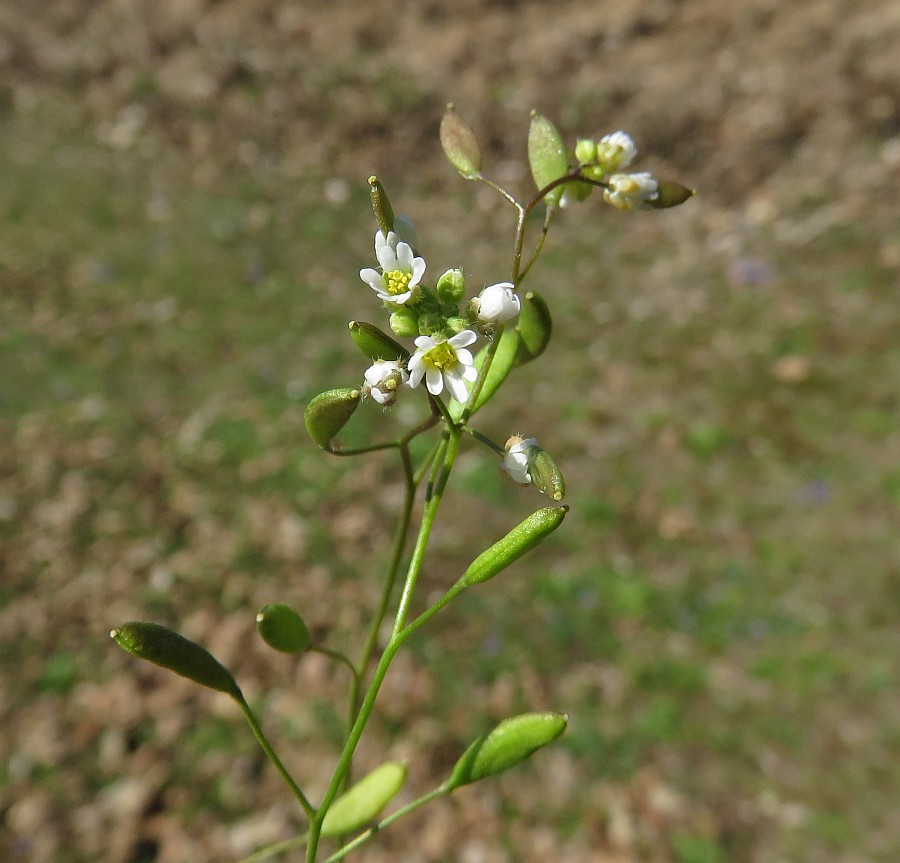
[320,762,407,838]
[448,712,568,789]
[528,447,566,501]
[646,180,695,209]
[459,505,568,587]
[349,321,410,362]
[110,621,241,699]
[304,388,361,450]
[368,176,394,235]
[439,104,482,179]
[515,291,552,365]
[527,112,569,207]
[449,326,521,421]
[256,603,311,654]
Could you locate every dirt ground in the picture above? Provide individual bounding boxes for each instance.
[1,1,899,862]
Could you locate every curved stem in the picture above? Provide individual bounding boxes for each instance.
[310,646,359,687]
[236,833,310,863]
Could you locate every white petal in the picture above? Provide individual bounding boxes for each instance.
[410,257,426,286]
[444,371,469,403]
[408,363,426,389]
[449,330,477,348]
[461,363,478,382]
[425,368,444,395]
[414,335,436,350]
[396,242,414,271]
[455,348,474,366]
[360,268,384,289]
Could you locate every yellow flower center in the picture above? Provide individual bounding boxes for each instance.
[424,342,456,370]
[384,269,412,296]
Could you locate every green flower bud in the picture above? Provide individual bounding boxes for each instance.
[528,447,566,501]
[458,505,568,587]
[368,176,394,235]
[574,137,597,165]
[646,179,696,209]
[304,388,361,450]
[448,712,568,789]
[256,603,311,654]
[417,313,445,337]
[349,321,410,362]
[445,316,470,335]
[110,621,241,699]
[320,762,407,838]
[436,268,466,305]
[439,104,482,179]
[389,308,420,338]
[515,291,552,365]
[527,111,569,207]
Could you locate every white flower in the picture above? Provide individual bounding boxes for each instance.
[359,230,426,305]
[501,436,538,485]
[603,172,659,211]
[473,282,520,325]
[597,131,637,171]
[363,359,408,406]
[407,330,478,403]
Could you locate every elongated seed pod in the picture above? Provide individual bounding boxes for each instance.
[647,179,695,209]
[440,104,482,179]
[349,321,410,362]
[320,762,407,838]
[515,291,552,365]
[448,712,568,789]
[368,176,395,235]
[110,621,241,699]
[304,388,361,450]
[529,447,566,501]
[459,505,568,587]
[527,112,569,207]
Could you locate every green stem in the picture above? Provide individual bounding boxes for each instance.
[235,833,310,863]
[310,646,359,686]
[237,695,316,820]
[328,441,398,457]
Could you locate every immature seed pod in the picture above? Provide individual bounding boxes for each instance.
[368,176,395,235]
[448,712,568,789]
[529,447,566,501]
[646,179,695,209]
[527,112,569,207]
[110,621,241,699]
[439,104,482,179]
[304,388,361,450]
[459,505,568,587]
[515,291,552,365]
[320,762,407,838]
[256,603,311,654]
[349,321,410,362]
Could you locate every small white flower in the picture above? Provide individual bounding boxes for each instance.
[359,230,426,305]
[603,172,659,211]
[501,435,538,485]
[597,131,637,171]
[407,330,478,403]
[473,282,520,326]
[363,359,408,406]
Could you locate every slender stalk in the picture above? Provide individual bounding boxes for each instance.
[236,833,309,863]
[237,695,316,820]
[310,646,359,687]
[328,441,398,457]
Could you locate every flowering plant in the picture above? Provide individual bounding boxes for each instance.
[110,107,692,862]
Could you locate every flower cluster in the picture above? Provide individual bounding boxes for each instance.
[356,229,521,406]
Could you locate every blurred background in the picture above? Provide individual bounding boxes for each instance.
[1,1,898,861]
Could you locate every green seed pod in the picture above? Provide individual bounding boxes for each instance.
[448,712,568,789]
[320,762,407,838]
[515,291,552,365]
[389,308,420,338]
[439,104,482,179]
[647,180,695,209]
[349,321,410,362]
[368,176,394,235]
[304,388,361,450]
[527,112,569,207]
[528,447,566,501]
[110,621,241,699]
[436,268,466,305]
[459,505,568,587]
[256,603,311,654]
[449,326,521,421]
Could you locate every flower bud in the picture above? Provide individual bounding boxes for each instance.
[603,172,660,211]
[440,104,482,179]
[471,282,520,329]
[417,313,445,337]
[515,291,552,365]
[436,268,466,305]
[645,179,696,209]
[501,435,538,485]
[574,137,598,165]
[389,308,420,338]
[595,131,637,173]
[256,603,312,654]
[349,320,410,362]
[321,762,407,838]
[445,316,470,335]
[527,111,569,207]
[528,446,566,501]
[368,175,394,235]
[458,505,568,587]
[304,388,361,450]
[448,712,568,789]
[110,621,241,699]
